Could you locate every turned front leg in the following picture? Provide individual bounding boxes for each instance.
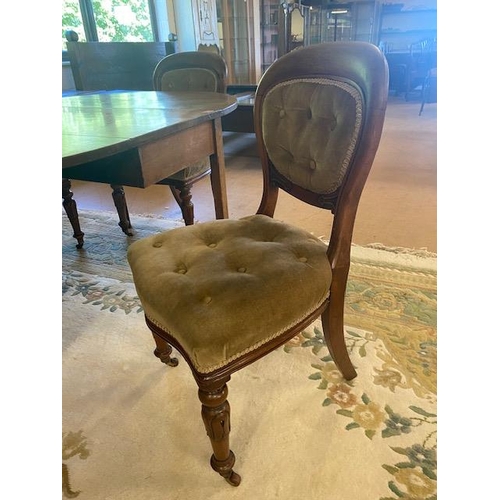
[198,380,241,486]
[62,178,84,249]
[151,332,179,367]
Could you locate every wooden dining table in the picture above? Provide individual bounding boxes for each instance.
[62,90,238,248]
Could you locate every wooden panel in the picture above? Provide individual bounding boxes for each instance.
[66,41,175,91]
[139,122,215,185]
[221,103,254,133]
[191,0,219,48]
[62,122,217,188]
[61,149,146,187]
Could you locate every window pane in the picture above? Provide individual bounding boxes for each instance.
[62,0,86,49]
[92,0,154,42]
[61,0,154,48]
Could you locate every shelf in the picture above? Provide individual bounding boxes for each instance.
[381,29,437,35]
[381,9,437,15]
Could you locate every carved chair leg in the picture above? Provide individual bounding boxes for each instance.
[322,271,357,381]
[198,379,241,486]
[169,184,182,206]
[62,178,85,249]
[169,185,194,226]
[151,332,178,367]
[110,184,133,236]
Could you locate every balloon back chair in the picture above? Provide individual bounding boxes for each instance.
[151,51,228,226]
[127,41,389,487]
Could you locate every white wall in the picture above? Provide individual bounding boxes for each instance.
[154,0,170,40]
[170,0,196,51]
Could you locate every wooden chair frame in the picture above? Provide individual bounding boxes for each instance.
[134,41,389,486]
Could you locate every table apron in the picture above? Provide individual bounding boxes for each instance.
[62,120,217,188]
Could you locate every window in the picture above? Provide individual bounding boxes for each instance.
[62,0,158,52]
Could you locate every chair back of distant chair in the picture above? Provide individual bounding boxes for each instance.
[151,50,229,225]
[152,51,227,94]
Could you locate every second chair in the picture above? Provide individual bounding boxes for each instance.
[110,50,228,231]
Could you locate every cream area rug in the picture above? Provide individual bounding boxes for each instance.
[62,210,437,500]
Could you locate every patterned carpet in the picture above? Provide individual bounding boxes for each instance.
[62,210,437,500]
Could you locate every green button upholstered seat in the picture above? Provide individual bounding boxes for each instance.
[127,214,332,374]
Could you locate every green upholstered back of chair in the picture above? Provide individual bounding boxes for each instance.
[152,51,228,181]
[254,42,388,215]
[262,78,362,196]
[152,51,227,94]
[157,68,219,92]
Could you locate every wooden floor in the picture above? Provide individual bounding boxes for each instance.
[66,96,437,253]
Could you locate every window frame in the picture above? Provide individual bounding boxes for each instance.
[62,0,160,61]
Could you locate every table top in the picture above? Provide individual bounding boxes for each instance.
[62,90,238,168]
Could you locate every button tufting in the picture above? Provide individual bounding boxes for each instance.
[177,268,187,274]
[237,267,247,273]
[299,257,308,263]
[279,109,286,118]
[153,242,162,248]
[208,243,217,248]
[309,160,316,170]
[203,296,212,304]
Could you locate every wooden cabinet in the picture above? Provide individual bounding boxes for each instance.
[191,0,220,49]
[216,0,259,84]
[304,1,380,45]
[260,0,280,73]
[212,1,438,86]
[378,7,437,53]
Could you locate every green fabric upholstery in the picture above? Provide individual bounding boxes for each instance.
[262,79,363,194]
[156,64,220,184]
[164,159,210,182]
[159,68,218,92]
[127,214,332,374]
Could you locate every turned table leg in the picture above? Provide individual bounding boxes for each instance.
[110,184,133,236]
[198,379,241,486]
[62,178,84,249]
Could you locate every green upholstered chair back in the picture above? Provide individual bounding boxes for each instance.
[157,67,219,92]
[152,51,227,94]
[254,42,389,218]
[262,78,362,195]
[152,51,228,183]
